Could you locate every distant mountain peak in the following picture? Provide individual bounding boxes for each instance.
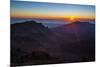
[11,20,45,27]
[71,21,90,24]
[11,20,48,33]
[52,20,95,32]
[72,20,80,23]
[15,20,41,25]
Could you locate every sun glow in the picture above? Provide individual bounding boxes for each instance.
[69,16,76,20]
[67,16,77,22]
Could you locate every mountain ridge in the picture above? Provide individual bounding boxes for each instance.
[11,20,95,66]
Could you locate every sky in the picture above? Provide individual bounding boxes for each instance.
[11,0,95,5]
[11,1,95,21]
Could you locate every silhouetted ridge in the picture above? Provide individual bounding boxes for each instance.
[72,21,91,24]
[72,20,80,23]
[53,20,95,31]
[11,20,45,28]
[72,20,89,23]
[11,20,95,66]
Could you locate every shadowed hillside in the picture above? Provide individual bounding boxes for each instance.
[11,20,95,66]
[51,21,95,62]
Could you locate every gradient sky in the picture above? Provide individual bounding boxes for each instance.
[11,1,95,20]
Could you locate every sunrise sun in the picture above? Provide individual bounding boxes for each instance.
[69,16,75,20]
[67,16,78,22]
